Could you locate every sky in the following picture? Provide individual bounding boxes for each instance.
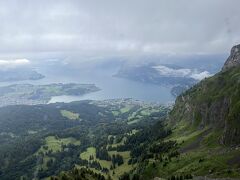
[0,0,239,61]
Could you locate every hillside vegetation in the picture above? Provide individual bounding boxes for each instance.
[137,45,240,179]
[0,99,169,180]
[170,45,240,146]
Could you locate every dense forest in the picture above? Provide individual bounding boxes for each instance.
[0,99,170,180]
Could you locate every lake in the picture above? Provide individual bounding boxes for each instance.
[0,65,174,105]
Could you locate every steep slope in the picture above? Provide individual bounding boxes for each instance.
[135,45,240,179]
[169,44,240,146]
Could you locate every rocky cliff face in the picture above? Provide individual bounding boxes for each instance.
[169,44,240,146]
[222,44,240,71]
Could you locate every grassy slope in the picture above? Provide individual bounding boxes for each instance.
[170,66,240,144]
[37,136,81,154]
[141,124,240,179]
[79,147,134,180]
[60,110,80,120]
[141,67,240,179]
[36,136,81,171]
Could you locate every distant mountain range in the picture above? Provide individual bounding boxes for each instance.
[115,63,214,97]
[0,68,44,82]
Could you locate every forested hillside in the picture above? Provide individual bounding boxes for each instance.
[0,99,169,180]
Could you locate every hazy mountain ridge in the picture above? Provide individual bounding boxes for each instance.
[0,68,44,82]
[115,62,216,97]
[115,64,198,86]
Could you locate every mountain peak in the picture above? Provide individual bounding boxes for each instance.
[222,44,240,71]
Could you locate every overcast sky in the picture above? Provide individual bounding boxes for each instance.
[0,0,239,60]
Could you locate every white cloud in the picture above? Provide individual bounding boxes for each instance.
[153,65,191,77]
[0,0,239,59]
[153,65,212,81]
[190,71,212,80]
[0,59,30,69]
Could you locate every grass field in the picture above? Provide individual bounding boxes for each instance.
[111,106,132,116]
[120,106,132,113]
[141,119,240,179]
[60,110,79,120]
[80,147,134,180]
[112,111,120,116]
[37,136,81,154]
[126,129,139,136]
[127,111,137,120]
[80,147,96,160]
[35,136,81,173]
[127,107,162,124]
[44,86,62,94]
[108,150,134,179]
[140,108,159,116]
[143,147,240,179]
[80,147,112,169]
[127,118,141,125]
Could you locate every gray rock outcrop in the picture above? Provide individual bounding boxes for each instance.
[222,44,240,71]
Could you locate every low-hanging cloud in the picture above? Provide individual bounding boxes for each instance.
[190,71,212,81]
[0,59,30,69]
[0,0,239,59]
[153,65,212,81]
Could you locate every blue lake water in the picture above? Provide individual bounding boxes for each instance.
[48,77,174,104]
[0,67,174,105]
